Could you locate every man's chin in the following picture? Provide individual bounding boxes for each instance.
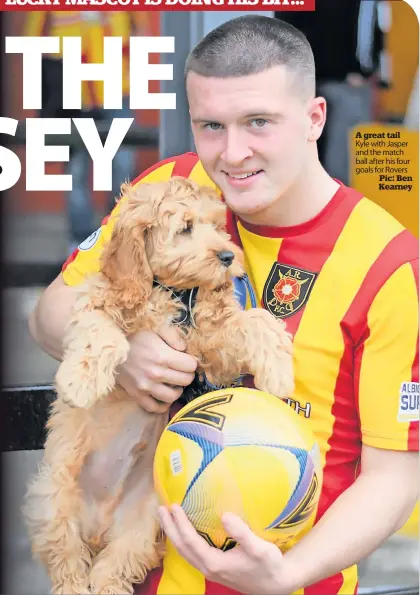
[214,177,270,214]
[223,198,267,218]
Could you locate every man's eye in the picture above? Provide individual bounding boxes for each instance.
[181,221,193,233]
[204,123,222,131]
[250,119,267,128]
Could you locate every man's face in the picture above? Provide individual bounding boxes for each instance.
[187,66,320,222]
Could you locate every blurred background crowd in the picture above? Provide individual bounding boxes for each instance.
[1,3,419,594]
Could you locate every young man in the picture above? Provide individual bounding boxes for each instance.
[29,16,418,595]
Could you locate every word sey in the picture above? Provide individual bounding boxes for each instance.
[1,36,175,192]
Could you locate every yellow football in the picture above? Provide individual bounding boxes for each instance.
[153,387,322,550]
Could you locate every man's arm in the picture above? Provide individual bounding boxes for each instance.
[287,255,419,588]
[29,274,197,413]
[158,444,418,595]
[28,274,78,361]
[282,444,419,591]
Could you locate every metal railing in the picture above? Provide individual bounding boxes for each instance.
[2,383,419,595]
[359,588,418,595]
[2,384,56,452]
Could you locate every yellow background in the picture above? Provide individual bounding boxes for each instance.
[350,121,419,539]
[350,123,419,239]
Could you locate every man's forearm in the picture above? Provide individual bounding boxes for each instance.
[282,466,418,592]
[29,304,66,361]
[28,275,77,362]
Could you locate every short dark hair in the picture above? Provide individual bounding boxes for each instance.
[185,15,315,98]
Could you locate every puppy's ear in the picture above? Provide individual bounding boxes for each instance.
[100,184,155,310]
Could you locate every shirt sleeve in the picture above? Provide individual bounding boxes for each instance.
[61,208,119,287]
[355,258,419,451]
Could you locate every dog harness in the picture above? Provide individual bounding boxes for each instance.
[152,280,199,328]
[153,275,257,403]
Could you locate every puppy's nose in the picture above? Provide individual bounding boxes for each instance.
[218,250,235,267]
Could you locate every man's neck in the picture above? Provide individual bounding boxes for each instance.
[239,165,341,229]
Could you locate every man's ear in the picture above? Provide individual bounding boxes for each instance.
[100,185,155,310]
[307,96,327,142]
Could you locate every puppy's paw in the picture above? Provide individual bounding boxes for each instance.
[56,315,130,409]
[51,579,91,595]
[255,362,295,400]
[240,308,294,399]
[89,571,135,595]
[253,333,294,399]
[93,584,133,595]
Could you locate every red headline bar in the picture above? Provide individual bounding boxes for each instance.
[0,0,315,11]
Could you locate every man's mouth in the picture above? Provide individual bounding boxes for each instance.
[225,170,263,179]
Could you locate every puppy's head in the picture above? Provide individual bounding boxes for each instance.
[101,177,244,307]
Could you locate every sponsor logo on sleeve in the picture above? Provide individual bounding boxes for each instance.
[398,382,419,422]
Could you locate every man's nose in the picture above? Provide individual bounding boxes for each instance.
[220,130,252,165]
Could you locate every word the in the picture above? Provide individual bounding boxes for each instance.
[5,36,175,111]
[1,36,175,191]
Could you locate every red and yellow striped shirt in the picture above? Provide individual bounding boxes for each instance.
[62,152,419,595]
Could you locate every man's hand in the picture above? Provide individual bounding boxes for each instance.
[116,326,198,413]
[158,446,419,594]
[158,505,294,595]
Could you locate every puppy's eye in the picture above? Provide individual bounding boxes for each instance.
[181,221,193,234]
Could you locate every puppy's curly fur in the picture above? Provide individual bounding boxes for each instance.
[23,177,294,594]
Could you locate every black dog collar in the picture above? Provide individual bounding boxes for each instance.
[153,280,199,329]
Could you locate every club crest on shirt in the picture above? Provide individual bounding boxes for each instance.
[263,262,317,319]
